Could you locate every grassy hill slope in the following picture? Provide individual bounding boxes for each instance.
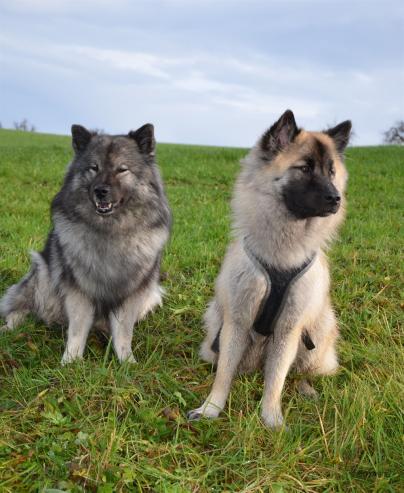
[0,129,403,492]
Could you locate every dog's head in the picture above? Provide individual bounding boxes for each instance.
[245,110,351,219]
[59,123,159,222]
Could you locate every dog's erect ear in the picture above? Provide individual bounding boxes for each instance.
[71,125,92,154]
[260,110,299,156]
[325,120,352,154]
[128,123,155,156]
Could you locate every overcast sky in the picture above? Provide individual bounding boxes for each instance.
[1,0,403,146]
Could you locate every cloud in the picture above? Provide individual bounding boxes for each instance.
[0,1,403,146]
[0,0,129,14]
[71,47,173,79]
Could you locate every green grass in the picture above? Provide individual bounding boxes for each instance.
[0,129,403,492]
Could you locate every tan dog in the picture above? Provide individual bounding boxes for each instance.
[188,110,351,428]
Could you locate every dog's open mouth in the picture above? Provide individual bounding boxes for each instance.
[95,201,113,215]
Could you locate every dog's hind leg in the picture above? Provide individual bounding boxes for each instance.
[61,290,94,365]
[296,378,318,399]
[0,253,43,330]
[199,299,222,365]
[1,252,64,332]
[137,282,163,321]
[1,310,28,331]
[1,282,31,330]
[187,310,249,420]
[295,303,339,379]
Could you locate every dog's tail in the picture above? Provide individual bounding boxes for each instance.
[199,299,223,364]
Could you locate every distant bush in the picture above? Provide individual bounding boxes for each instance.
[383,121,404,144]
[13,118,36,132]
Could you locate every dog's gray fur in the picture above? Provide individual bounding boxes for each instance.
[188,110,351,428]
[0,123,171,364]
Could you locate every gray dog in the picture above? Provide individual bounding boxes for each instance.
[188,110,351,428]
[0,124,171,364]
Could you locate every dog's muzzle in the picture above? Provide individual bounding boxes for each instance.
[94,185,114,215]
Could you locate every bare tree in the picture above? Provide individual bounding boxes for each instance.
[14,118,28,131]
[13,118,37,132]
[383,121,404,144]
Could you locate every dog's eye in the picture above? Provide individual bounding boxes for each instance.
[117,167,129,174]
[300,165,311,173]
[89,164,98,172]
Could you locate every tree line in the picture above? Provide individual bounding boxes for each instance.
[0,119,403,144]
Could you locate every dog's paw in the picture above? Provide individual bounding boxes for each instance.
[261,409,286,429]
[2,312,24,331]
[187,402,221,421]
[61,352,83,366]
[297,379,319,400]
[187,409,204,421]
[118,352,137,364]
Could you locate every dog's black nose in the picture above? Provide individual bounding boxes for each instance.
[324,193,341,205]
[94,185,110,199]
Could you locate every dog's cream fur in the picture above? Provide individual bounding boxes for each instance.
[188,111,351,427]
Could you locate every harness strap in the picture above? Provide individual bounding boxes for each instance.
[210,245,317,354]
[244,243,316,340]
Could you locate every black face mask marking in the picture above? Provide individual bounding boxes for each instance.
[282,138,341,219]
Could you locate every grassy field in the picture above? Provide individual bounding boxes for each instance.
[0,129,403,492]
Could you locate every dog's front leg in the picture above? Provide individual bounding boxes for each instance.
[261,323,301,428]
[61,290,94,365]
[109,298,138,363]
[188,314,248,420]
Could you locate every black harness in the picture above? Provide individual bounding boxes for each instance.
[211,244,316,353]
